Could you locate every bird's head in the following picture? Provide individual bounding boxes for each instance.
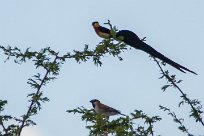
[92,21,100,28]
[90,99,100,108]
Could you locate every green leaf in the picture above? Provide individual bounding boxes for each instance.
[161,85,171,92]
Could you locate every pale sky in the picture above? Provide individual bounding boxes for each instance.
[21,127,44,136]
[0,0,204,135]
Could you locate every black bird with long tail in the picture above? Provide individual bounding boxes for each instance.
[92,21,197,75]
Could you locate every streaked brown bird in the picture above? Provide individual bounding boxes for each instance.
[90,99,127,117]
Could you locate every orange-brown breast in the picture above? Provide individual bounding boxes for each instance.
[93,26,110,39]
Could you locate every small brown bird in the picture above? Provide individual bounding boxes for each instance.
[90,99,127,117]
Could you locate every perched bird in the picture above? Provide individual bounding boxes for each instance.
[92,21,197,75]
[90,99,127,117]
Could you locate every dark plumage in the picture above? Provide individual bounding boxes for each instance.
[116,30,197,74]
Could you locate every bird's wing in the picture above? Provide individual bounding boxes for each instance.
[98,103,120,113]
[98,26,111,34]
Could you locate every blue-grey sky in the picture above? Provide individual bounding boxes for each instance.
[0,0,204,135]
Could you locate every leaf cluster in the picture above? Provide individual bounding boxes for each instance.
[67,107,161,136]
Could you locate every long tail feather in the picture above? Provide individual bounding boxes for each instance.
[116,30,197,75]
[135,41,197,75]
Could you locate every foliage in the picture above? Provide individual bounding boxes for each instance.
[0,21,203,136]
[67,107,161,136]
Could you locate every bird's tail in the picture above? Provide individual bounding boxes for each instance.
[134,41,197,75]
[119,113,128,117]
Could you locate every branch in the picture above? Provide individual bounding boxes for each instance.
[154,58,204,127]
[16,56,58,136]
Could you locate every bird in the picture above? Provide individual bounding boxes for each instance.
[90,99,127,117]
[92,21,197,75]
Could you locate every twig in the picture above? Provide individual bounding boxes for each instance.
[159,105,193,135]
